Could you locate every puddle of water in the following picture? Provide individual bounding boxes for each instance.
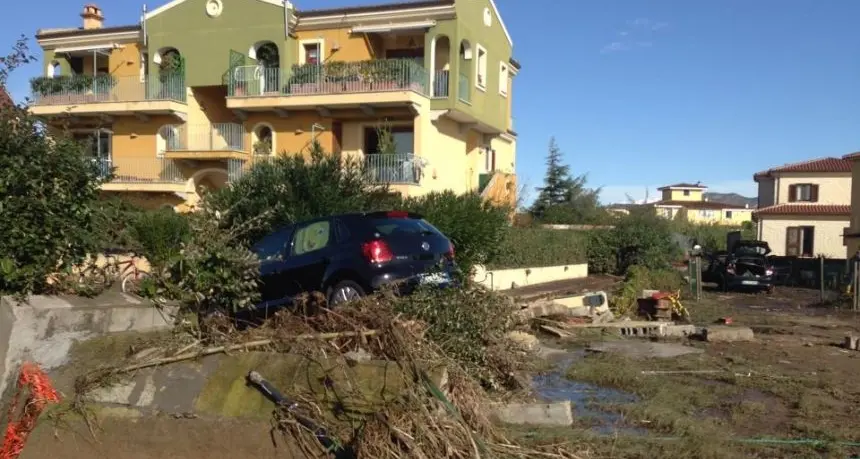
[532,350,647,436]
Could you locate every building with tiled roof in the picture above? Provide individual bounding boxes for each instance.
[652,182,753,226]
[753,156,852,258]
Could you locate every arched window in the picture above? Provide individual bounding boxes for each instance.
[252,123,274,156]
[48,61,62,78]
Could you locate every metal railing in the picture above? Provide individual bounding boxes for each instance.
[95,157,185,184]
[432,70,450,98]
[164,123,245,152]
[365,153,420,185]
[458,73,470,103]
[31,73,186,105]
[229,59,430,98]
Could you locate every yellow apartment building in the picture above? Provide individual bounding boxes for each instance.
[30,0,519,211]
[754,157,852,258]
[652,183,753,225]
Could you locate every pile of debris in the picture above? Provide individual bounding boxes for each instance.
[68,292,585,459]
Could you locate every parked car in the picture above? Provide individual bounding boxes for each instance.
[701,240,775,293]
[247,211,457,315]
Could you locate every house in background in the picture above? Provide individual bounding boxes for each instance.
[753,157,852,258]
[652,183,753,225]
[841,152,860,257]
[29,0,519,211]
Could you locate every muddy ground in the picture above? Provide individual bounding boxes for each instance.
[526,287,860,459]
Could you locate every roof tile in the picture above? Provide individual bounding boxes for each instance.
[754,204,851,216]
[754,157,852,179]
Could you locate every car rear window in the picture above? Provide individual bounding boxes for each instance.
[372,218,441,236]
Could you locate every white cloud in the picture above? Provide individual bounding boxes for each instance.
[601,18,668,53]
[599,180,758,205]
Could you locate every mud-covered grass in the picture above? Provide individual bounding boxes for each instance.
[551,287,860,458]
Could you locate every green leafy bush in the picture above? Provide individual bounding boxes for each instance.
[612,209,682,273]
[585,229,618,274]
[91,197,145,251]
[206,144,395,245]
[672,221,744,252]
[127,209,191,267]
[0,106,105,295]
[402,191,510,274]
[489,227,588,270]
[610,265,684,316]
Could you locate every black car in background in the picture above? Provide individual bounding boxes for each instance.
[701,240,775,292]
[249,211,457,312]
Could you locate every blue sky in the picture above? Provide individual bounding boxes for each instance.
[3,0,860,204]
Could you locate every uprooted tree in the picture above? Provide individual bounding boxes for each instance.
[0,37,106,295]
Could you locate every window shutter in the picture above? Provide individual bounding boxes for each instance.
[786,227,800,257]
[810,185,819,202]
[788,185,797,203]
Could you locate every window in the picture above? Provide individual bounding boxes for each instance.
[683,190,690,196]
[252,123,274,156]
[786,226,815,257]
[725,211,733,219]
[475,44,487,90]
[364,126,414,155]
[140,52,149,82]
[291,220,331,256]
[372,217,440,236]
[484,147,496,172]
[300,40,323,65]
[252,226,293,260]
[499,62,508,96]
[700,210,715,219]
[788,184,818,202]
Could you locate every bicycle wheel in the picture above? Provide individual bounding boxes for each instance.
[78,265,109,288]
[122,270,150,295]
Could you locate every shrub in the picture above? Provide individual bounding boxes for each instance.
[612,209,682,273]
[91,197,146,252]
[0,97,105,294]
[402,191,510,274]
[489,227,588,270]
[673,221,743,252]
[585,229,618,274]
[610,265,684,316]
[206,144,394,245]
[127,209,191,267]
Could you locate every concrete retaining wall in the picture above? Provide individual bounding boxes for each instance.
[0,292,174,397]
[472,263,589,291]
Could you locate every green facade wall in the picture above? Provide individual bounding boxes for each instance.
[144,0,293,87]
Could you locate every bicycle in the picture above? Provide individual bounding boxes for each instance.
[103,252,151,295]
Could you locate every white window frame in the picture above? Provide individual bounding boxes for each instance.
[701,209,715,219]
[299,39,325,65]
[499,62,508,96]
[251,122,276,156]
[475,43,488,91]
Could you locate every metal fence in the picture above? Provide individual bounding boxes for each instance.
[164,123,245,152]
[228,59,430,97]
[31,73,185,105]
[97,157,186,184]
[365,154,420,184]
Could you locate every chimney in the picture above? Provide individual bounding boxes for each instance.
[81,4,104,29]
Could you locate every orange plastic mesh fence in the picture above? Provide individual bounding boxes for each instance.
[0,362,61,459]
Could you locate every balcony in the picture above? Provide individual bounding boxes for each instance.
[30,74,187,120]
[365,154,421,185]
[161,123,247,161]
[97,157,188,193]
[226,59,429,115]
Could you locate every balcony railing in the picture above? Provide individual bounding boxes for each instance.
[95,157,185,184]
[30,73,186,105]
[163,123,245,152]
[365,153,420,185]
[432,70,450,98]
[228,59,430,98]
[458,73,470,103]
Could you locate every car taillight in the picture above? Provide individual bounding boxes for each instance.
[446,242,455,260]
[386,211,409,218]
[362,239,393,264]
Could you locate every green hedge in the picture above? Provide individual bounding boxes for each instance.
[487,227,588,270]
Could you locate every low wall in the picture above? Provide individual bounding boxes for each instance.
[0,292,174,397]
[472,263,589,291]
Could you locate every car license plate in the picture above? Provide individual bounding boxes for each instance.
[419,273,449,285]
[741,280,759,286]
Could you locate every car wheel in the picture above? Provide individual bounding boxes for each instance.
[327,280,366,306]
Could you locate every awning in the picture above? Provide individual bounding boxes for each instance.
[54,44,121,55]
[351,20,435,34]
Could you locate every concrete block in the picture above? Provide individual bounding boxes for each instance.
[490,401,573,427]
[844,336,859,351]
[703,326,755,343]
[0,293,177,397]
[662,324,697,338]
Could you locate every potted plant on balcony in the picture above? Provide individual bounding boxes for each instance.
[253,139,272,156]
[322,61,347,94]
[369,60,399,91]
[288,64,320,95]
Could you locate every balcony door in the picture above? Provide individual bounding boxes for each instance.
[74,130,112,176]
